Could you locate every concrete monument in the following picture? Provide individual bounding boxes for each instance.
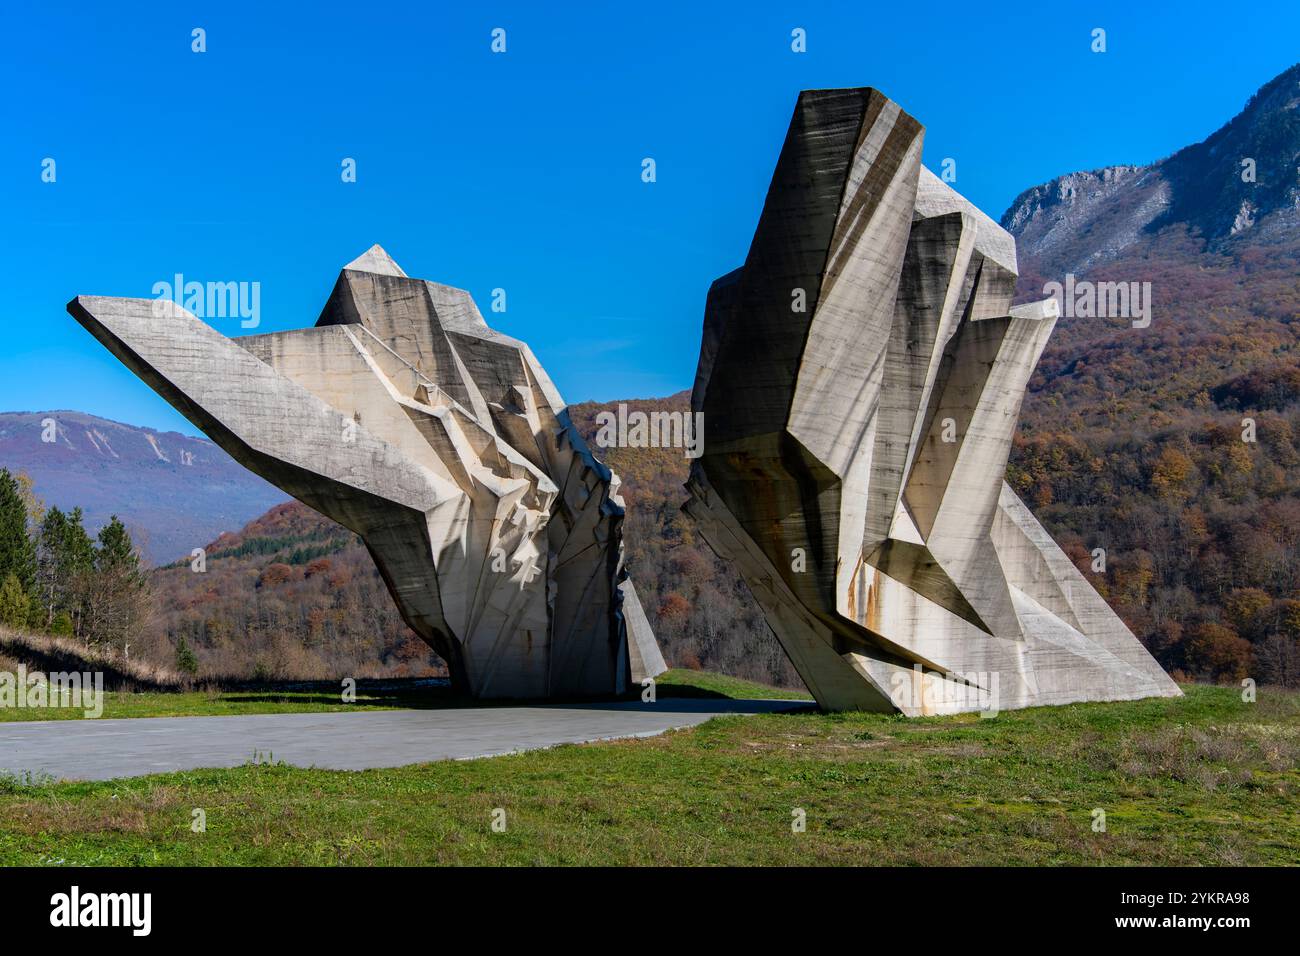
[69,247,666,699]
[684,88,1180,714]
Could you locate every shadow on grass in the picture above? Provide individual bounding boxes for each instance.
[206,679,465,711]
[198,675,814,713]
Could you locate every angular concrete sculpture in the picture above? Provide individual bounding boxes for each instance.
[69,247,666,698]
[685,88,1180,715]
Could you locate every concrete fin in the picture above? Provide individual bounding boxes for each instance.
[684,88,1179,714]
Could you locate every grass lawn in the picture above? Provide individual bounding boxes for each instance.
[649,668,811,701]
[0,675,1296,866]
[0,686,410,717]
[0,687,412,722]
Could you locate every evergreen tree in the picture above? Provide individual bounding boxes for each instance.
[97,516,143,578]
[35,506,95,633]
[0,468,36,597]
[0,572,29,628]
[84,516,151,651]
[66,508,96,637]
[175,634,199,676]
[64,509,96,572]
[35,505,68,627]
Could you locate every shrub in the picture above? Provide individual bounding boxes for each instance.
[0,573,30,628]
[175,635,199,676]
[256,563,296,589]
[1186,622,1254,682]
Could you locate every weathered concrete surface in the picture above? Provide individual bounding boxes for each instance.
[68,249,666,700]
[0,699,805,781]
[685,88,1181,715]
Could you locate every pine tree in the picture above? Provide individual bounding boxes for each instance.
[35,506,68,628]
[97,516,142,578]
[64,509,96,573]
[0,468,36,598]
[36,506,96,634]
[175,634,199,676]
[0,572,30,628]
[84,516,151,651]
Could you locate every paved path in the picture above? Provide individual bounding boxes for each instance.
[0,698,808,782]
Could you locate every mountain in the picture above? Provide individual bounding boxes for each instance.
[1001,65,1300,688]
[1004,62,1300,279]
[1003,63,1300,432]
[0,410,287,563]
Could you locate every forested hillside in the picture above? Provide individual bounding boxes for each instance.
[568,395,799,686]
[147,502,444,681]
[1006,233,1300,686]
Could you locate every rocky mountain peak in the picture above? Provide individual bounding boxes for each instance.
[1003,63,1300,278]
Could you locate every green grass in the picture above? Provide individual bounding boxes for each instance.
[1,677,1296,866]
[650,668,811,701]
[0,669,801,722]
[0,688,408,721]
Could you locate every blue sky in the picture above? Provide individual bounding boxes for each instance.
[2,1,1297,435]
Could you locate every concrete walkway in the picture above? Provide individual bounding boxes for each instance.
[0,698,808,782]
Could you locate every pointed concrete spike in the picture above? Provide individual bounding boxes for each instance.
[916,166,1018,275]
[619,579,669,683]
[344,244,407,277]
